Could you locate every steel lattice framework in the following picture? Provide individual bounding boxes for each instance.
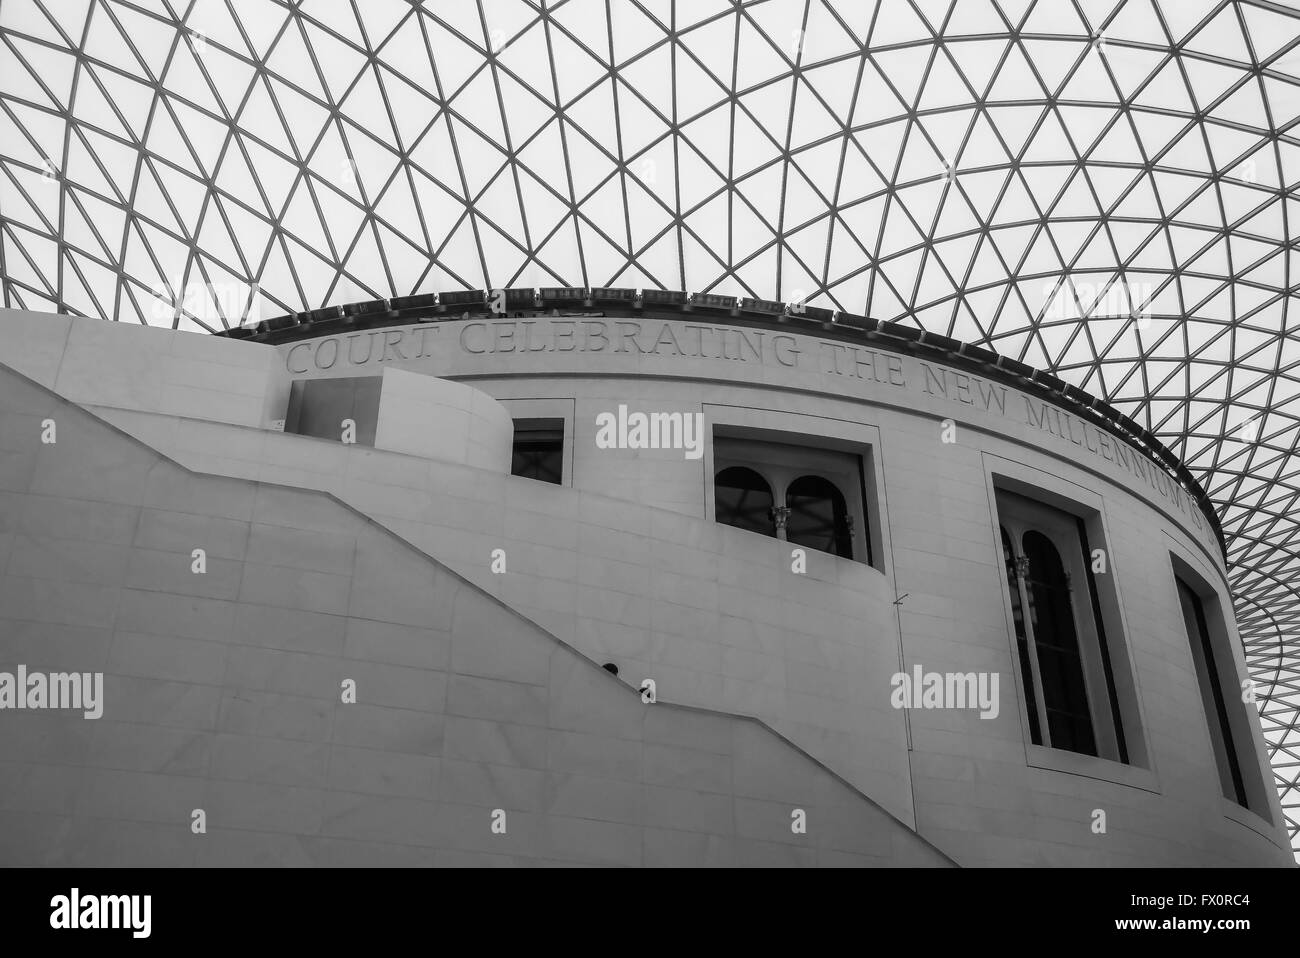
[0,0,1298,855]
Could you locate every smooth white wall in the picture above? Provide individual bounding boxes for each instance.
[374,367,512,472]
[0,308,286,428]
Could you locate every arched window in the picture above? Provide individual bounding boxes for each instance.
[1176,577,1253,808]
[785,475,852,558]
[711,436,873,566]
[996,489,1132,763]
[715,466,775,537]
[1021,530,1096,756]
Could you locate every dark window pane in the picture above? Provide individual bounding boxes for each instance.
[1022,530,1096,756]
[512,423,563,484]
[1002,527,1042,745]
[715,466,775,536]
[1176,579,1248,807]
[1076,517,1129,765]
[786,475,852,558]
[285,376,381,444]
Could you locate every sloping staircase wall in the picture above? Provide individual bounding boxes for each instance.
[0,358,952,867]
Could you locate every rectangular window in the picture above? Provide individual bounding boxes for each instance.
[711,432,875,567]
[996,489,1131,763]
[511,418,564,484]
[1175,577,1253,809]
[285,376,381,444]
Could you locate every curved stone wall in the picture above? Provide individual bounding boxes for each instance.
[0,306,1291,866]
[0,348,951,867]
[262,311,1289,866]
[371,367,514,473]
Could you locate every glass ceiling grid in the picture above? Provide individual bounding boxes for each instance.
[1,0,1298,857]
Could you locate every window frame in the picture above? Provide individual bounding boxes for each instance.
[712,432,871,564]
[702,407,889,575]
[497,397,575,486]
[985,457,1153,782]
[1169,551,1274,821]
[510,417,565,484]
[997,490,1117,760]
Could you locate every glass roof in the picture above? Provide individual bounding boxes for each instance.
[0,0,1297,855]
